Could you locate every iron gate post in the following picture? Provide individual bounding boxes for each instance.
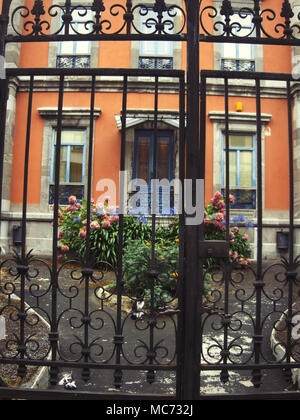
[179,0,201,400]
[0,1,11,229]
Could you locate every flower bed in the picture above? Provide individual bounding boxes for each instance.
[53,192,252,306]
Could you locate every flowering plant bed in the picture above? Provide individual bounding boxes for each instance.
[53,192,252,307]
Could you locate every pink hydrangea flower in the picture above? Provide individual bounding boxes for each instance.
[102,220,111,229]
[213,220,223,229]
[90,220,100,230]
[109,215,119,224]
[61,244,69,253]
[217,201,225,211]
[242,234,249,240]
[78,230,86,238]
[68,195,77,204]
[67,205,77,212]
[215,212,225,221]
[233,226,240,233]
[229,194,235,203]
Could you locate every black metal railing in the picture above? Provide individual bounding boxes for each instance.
[3,0,299,45]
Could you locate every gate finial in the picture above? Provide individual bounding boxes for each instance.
[280,0,295,38]
[220,0,234,36]
[31,0,45,17]
[153,0,167,13]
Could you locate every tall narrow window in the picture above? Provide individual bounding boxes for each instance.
[50,128,86,204]
[222,133,256,209]
[139,9,174,70]
[221,13,255,72]
[57,9,94,68]
[133,130,174,214]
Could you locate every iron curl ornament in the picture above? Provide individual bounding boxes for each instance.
[5,0,300,43]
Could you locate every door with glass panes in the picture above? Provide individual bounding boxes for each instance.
[134,130,174,214]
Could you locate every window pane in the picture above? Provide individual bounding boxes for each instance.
[223,43,236,58]
[70,146,84,182]
[229,135,253,148]
[137,136,151,182]
[59,146,68,183]
[240,151,253,187]
[238,44,252,59]
[55,129,85,145]
[229,151,237,187]
[140,40,156,55]
[157,137,170,179]
[140,9,173,56]
[60,41,74,54]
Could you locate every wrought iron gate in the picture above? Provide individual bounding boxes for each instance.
[0,0,299,401]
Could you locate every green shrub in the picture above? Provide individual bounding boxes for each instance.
[122,239,179,308]
[54,192,251,306]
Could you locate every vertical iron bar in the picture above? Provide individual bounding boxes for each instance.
[224,77,230,241]
[220,77,231,383]
[146,75,159,384]
[21,75,34,260]
[151,75,159,259]
[287,80,294,264]
[181,0,200,400]
[221,76,230,383]
[17,75,34,379]
[114,74,128,389]
[49,74,65,386]
[81,74,96,382]
[252,77,263,388]
[0,3,10,246]
[198,73,206,395]
[64,0,71,36]
[285,79,295,382]
[85,75,96,265]
[176,73,186,398]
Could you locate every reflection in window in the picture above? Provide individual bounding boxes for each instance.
[50,128,86,204]
[222,133,256,209]
[138,8,174,69]
[221,13,255,72]
[57,9,94,68]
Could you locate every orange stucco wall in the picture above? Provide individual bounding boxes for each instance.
[8,0,294,212]
[10,90,182,205]
[205,95,290,210]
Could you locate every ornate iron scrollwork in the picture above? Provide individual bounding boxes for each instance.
[7,0,300,42]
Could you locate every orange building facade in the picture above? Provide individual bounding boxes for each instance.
[1,0,299,259]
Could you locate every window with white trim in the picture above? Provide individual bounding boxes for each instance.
[57,9,94,68]
[222,133,256,209]
[222,12,255,72]
[139,8,174,70]
[49,128,86,204]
